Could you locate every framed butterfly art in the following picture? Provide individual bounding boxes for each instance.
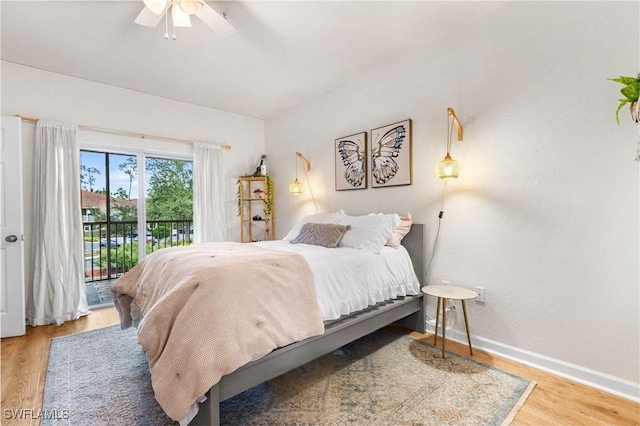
[370,119,412,188]
[335,131,368,191]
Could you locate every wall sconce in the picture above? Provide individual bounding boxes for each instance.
[436,107,463,179]
[289,152,309,195]
[289,152,318,213]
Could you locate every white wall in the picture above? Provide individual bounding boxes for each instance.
[265,2,639,397]
[1,61,265,304]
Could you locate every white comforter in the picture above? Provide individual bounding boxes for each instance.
[253,241,420,320]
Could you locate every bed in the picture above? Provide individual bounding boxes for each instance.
[112,215,426,426]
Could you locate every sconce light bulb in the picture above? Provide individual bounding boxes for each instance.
[436,154,461,179]
[289,178,303,195]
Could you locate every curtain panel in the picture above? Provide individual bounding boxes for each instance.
[193,142,228,243]
[27,120,89,326]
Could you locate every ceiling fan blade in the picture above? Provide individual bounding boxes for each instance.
[143,0,168,15]
[135,6,165,27]
[195,3,236,37]
[172,6,192,28]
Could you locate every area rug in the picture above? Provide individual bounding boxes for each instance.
[43,326,535,425]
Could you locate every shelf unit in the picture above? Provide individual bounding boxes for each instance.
[238,176,274,242]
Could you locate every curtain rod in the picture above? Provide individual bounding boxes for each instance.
[14,114,231,150]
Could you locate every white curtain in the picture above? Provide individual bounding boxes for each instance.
[193,142,228,243]
[27,120,89,326]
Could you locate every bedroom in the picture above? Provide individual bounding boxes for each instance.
[1,0,638,424]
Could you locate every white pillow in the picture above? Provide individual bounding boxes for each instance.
[283,210,346,241]
[338,213,400,251]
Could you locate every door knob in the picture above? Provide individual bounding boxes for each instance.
[5,235,18,243]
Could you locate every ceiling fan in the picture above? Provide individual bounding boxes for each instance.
[135,0,236,39]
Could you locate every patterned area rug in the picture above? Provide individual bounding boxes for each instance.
[43,325,535,425]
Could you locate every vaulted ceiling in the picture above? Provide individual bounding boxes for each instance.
[1,1,506,119]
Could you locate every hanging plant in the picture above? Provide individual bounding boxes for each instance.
[264,177,273,214]
[610,74,640,160]
[610,74,640,123]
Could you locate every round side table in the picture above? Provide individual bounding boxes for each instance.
[422,285,478,358]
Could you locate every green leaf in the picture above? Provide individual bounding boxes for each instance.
[610,76,639,85]
[615,99,630,124]
[621,84,640,101]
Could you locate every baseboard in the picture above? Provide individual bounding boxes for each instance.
[424,324,640,403]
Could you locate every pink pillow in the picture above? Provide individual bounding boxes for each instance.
[386,213,412,248]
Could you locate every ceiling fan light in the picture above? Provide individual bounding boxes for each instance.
[172,5,192,27]
[143,0,168,15]
[178,0,203,15]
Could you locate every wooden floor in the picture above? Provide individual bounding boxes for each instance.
[1,307,638,425]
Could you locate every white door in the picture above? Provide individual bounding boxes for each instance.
[1,116,25,338]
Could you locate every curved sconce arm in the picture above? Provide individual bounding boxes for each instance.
[296,152,311,172]
[447,107,463,141]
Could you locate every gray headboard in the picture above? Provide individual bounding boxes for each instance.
[401,223,425,285]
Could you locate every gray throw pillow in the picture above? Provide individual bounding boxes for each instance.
[290,222,349,248]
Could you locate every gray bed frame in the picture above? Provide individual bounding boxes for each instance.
[190,224,426,425]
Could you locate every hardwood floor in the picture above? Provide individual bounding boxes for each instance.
[1,308,121,426]
[1,307,638,425]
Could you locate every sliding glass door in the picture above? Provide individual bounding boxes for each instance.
[144,156,193,254]
[80,149,193,306]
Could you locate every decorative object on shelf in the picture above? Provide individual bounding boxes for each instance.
[253,154,267,177]
[134,0,236,40]
[370,119,412,188]
[436,108,463,179]
[237,176,274,242]
[335,131,367,190]
[610,74,640,161]
[289,152,318,213]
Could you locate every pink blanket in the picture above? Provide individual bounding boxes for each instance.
[111,242,325,421]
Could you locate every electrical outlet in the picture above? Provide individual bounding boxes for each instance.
[442,280,450,286]
[475,286,486,303]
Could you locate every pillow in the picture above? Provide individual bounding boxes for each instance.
[290,223,350,248]
[338,213,400,251]
[386,213,413,248]
[283,210,345,241]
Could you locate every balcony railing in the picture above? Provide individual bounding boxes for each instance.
[83,219,193,284]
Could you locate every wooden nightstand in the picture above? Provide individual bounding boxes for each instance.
[422,285,478,358]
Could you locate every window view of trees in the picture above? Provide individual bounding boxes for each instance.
[81,150,193,298]
[145,157,193,221]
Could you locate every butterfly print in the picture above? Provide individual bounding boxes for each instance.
[371,125,405,184]
[337,140,365,187]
